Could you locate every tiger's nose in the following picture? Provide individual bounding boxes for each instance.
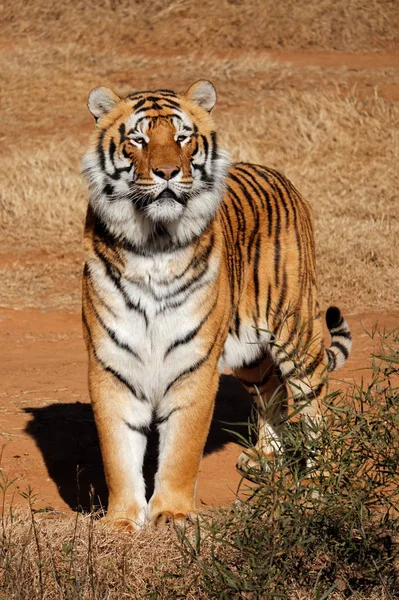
[153,166,181,180]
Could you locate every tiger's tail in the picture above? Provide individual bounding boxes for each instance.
[325,306,352,372]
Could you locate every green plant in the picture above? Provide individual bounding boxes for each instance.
[164,327,399,599]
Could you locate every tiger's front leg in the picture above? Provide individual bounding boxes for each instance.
[148,367,220,526]
[88,355,152,530]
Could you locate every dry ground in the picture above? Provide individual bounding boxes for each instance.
[0,2,398,596]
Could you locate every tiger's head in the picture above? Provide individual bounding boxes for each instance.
[82,80,229,249]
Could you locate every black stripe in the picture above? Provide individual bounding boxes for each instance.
[156,278,210,314]
[191,139,199,157]
[93,243,149,327]
[273,270,288,330]
[326,348,337,372]
[277,312,301,354]
[164,296,217,358]
[160,98,181,109]
[289,191,303,286]
[265,169,291,228]
[164,323,223,395]
[202,135,209,159]
[129,116,147,131]
[161,262,209,301]
[225,184,246,238]
[155,406,183,425]
[239,350,269,369]
[250,167,284,285]
[250,167,283,287]
[234,165,266,210]
[133,98,147,111]
[331,329,351,339]
[249,167,274,237]
[301,382,325,401]
[84,265,117,317]
[265,285,272,321]
[164,357,207,396]
[292,381,325,404]
[155,90,178,96]
[192,163,214,183]
[229,170,260,262]
[210,131,218,161]
[109,139,116,163]
[219,208,236,308]
[301,347,325,378]
[125,421,151,436]
[330,340,350,359]
[97,129,106,171]
[161,233,214,285]
[83,312,147,402]
[274,209,281,288]
[119,123,127,142]
[108,165,132,181]
[144,95,162,102]
[224,187,245,293]
[85,286,142,362]
[220,203,235,240]
[234,310,241,336]
[253,234,261,336]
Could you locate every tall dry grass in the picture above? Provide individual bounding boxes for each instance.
[2,0,398,52]
[0,0,398,310]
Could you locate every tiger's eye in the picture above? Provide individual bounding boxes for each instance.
[177,135,190,145]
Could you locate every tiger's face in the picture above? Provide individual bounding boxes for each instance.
[82,81,229,248]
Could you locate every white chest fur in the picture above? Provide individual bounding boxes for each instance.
[87,248,218,407]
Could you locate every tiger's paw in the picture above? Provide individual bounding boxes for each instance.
[102,503,147,531]
[150,509,199,528]
[101,514,146,531]
[236,448,276,480]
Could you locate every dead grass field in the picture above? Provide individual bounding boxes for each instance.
[1,1,398,311]
[0,1,399,598]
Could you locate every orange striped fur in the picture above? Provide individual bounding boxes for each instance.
[82,81,351,528]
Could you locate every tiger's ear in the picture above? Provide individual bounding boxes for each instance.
[87,87,121,120]
[184,80,217,112]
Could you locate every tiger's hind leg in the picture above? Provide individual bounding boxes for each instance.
[234,357,288,474]
[270,312,329,471]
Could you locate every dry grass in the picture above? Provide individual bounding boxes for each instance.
[1,57,398,310]
[1,1,398,312]
[2,0,398,52]
[0,504,182,599]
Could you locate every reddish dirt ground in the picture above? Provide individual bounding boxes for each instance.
[0,306,398,515]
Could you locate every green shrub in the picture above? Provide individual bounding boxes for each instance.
[161,327,399,599]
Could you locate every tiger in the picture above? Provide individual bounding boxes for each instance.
[81,80,352,529]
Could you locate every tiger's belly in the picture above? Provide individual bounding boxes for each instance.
[218,321,271,372]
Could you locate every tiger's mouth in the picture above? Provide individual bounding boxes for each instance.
[131,186,190,215]
[156,189,188,206]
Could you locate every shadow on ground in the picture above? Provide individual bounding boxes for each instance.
[24,375,254,512]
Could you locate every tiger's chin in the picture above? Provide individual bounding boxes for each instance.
[143,196,185,224]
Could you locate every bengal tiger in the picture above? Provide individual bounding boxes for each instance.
[81,80,352,529]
